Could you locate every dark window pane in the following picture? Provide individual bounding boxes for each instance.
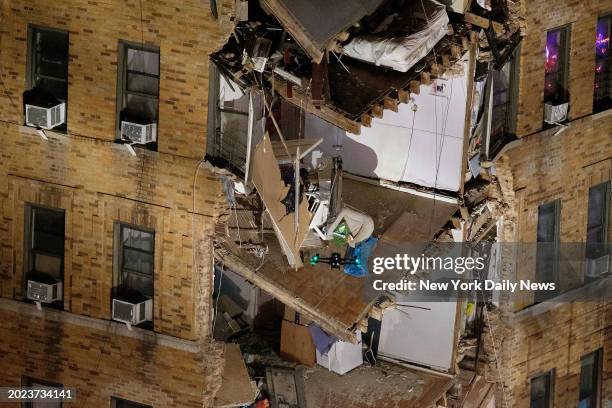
[122,248,154,275]
[122,227,154,251]
[127,72,159,96]
[530,372,552,408]
[537,201,558,243]
[36,30,69,79]
[122,270,153,297]
[33,207,65,235]
[579,350,601,408]
[33,231,64,255]
[125,93,158,121]
[127,48,159,75]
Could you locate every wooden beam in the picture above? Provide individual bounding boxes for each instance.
[398,89,411,103]
[271,76,361,135]
[451,44,463,59]
[421,71,432,85]
[409,80,420,95]
[460,34,478,197]
[371,104,384,118]
[383,96,399,112]
[464,12,504,35]
[360,113,372,127]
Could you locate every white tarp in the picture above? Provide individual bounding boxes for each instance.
[341,0,449,72]
[307,58,468,192]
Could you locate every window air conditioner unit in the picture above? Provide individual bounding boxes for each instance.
[25,102,66,130]
[120,121,157,144]
[544,102,568,124]
[112,298,153,325]
[585,254,610,278]
[27,280,62,303]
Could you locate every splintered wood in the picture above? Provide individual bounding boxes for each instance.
[251,134,311,268]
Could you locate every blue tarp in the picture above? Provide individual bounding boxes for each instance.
[344,237,378,277]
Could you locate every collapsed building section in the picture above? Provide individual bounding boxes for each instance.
[207,0,522,406]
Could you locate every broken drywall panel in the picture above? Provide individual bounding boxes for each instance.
[378,301,458,372]
[311,57,469,192]
[251,134,312,268]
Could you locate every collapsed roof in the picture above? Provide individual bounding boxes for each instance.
[212,0,521,134]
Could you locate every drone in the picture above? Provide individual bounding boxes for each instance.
[309,252,360,269]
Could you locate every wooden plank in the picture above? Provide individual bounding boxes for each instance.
[360,113,372,127]
[408,81,420,95]
[251,134,311,267]
[464,12,504,35]
[383,96,399,112]
[260,0,325,62]
[371,103,383,118]
[280,320,316,366]
[271,138,323,162]
[421,71,432,85]
[271,76,361,135]
[460,33,478,197]
[398,89,411,103]
[214,344,257,407]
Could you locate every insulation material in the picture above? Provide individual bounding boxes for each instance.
[341,1,449,72]
[251,134,312,267]
[309,58,469,192]
[378,302,457,372]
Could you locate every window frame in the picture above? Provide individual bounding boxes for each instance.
[115,40,160,148]
[594,13,612,113]
[111,396,152,408]
[21,376,63,408]
[112,222,155,330]
[25,24,69,132]
[535,199,561,302]
[530,369,555,408]
[579,349,603,408]
[544,25,571,106]
[112,222,155,296]
[586,181,610,252]
[23,204,66,309]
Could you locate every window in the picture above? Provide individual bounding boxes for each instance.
[112,223,154,326]
[579,349,603,408]
[22,376,63,408]
[111,397,152,408]
[535,200,560,302]
[530,370,554,408]
[482,46,520,159]
[586,182,610,255]
[594,15,611,113]
[24,205,65,308]
[116,41,160,149]
[544,26,570,105]
[24,25,69,131]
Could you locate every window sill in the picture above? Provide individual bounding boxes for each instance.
[511,276,611,323]
[0,297,199,352]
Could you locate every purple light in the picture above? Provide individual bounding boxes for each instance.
[596,18,609,57]
[545,31,559,73]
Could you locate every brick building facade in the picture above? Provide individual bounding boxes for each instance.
[0,0,236,406]
[492,0,612,405]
